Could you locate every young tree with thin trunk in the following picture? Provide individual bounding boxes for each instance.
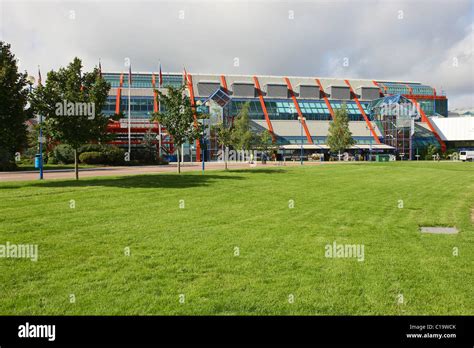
[231,102,255,153]
[30,58,110,179]
[212,121,233,170]
[152,85,205,173]
[327,104,355,158]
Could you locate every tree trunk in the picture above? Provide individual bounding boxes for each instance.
[74,148,79,180]
[177,148,181,174]
[224,146,228,170]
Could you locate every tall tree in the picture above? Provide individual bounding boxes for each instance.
[257,129,274,163]
[231,102,255,152]
[212,120,233,170]
[326,105,355,157]
[30,57,111,179]
[152,85,205,173]
[0,42,30,170]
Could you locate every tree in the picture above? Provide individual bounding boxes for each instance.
[231,102,255,152]
[212,121,233,170]
[142,129,158,163]
[257,129,274,163]
[326,105,355,157]
[30,57,111,179]
[424,144,439,160]
[151,85,205,173]
[0,42,30,170]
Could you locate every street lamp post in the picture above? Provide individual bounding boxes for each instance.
[299,117,305,165]
[28,76,44,180]
[39,115,44,180]
[196,100,210,174]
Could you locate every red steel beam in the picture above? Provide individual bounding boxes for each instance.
[152,73,158,112]
[315,78,335,119]
[253,76,276,141]
[115,73,124,114]
[404,84,413,95]
[186,74,201,160]
[220,75,228,92]
[373,81,388,94]
[284,77,313,144]
[109,140,147,145]
[344,80,381,145]
[402,94,446,100]
[372,80,385,97]
[409,97,446,152]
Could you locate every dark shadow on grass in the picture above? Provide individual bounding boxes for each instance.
[1,173,245,190]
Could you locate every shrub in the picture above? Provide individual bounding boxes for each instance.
[103,146,125,165]
[47,155,58,164]
[52,144,75,164]
[79,151,105,164]
[78,144,104,154]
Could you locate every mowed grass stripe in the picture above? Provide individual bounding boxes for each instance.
[0,162,472,315]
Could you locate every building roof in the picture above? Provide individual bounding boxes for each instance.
[429,116,474,141]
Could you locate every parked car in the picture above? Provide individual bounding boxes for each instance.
[459,150,474,162]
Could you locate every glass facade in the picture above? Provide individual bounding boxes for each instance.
[99,74,446,159]
[381,82,435,96]
[226,99,370,121]
[103,96,155,118]
[102,73,183,89]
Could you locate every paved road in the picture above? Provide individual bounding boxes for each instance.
[0,161,326,182]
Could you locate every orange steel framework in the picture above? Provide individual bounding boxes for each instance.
[284,77,313,144]
[253,76,276,141]
[409,97,447,152]
[344,80,381,145]
[220,75,228,92]
[115,73,124,114]
[186,74,201,160]
[372,80,447,151]
[315,78,335,119]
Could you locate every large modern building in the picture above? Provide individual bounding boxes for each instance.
[102,72,459,161]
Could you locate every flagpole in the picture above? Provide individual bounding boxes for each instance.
[158,60,162,159]
[128,67,131,158]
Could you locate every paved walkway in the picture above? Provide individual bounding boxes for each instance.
[0,161,327,182]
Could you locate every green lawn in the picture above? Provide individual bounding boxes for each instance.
[0,162,473,315]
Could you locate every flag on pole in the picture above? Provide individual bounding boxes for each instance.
[127,64,132,157]
[38,66,42,86]
[183,66,188,85]
[159,61,163,88]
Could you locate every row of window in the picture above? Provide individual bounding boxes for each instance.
[280,136,377,145]
[103,74,183,89]
[382,82,435,96]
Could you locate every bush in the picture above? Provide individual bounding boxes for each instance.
[103,146,125,165]
[79,151,105,164]
[47,155,58,164]
[53,144,75,164]
[78,144,104,154]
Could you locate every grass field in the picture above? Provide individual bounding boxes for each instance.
[0,162,473,315]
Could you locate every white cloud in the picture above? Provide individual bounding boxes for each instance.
[1,0,472,108]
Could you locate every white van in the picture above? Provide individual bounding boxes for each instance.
[459,150,474,162]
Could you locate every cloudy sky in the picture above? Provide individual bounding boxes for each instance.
[1,0,473,109]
